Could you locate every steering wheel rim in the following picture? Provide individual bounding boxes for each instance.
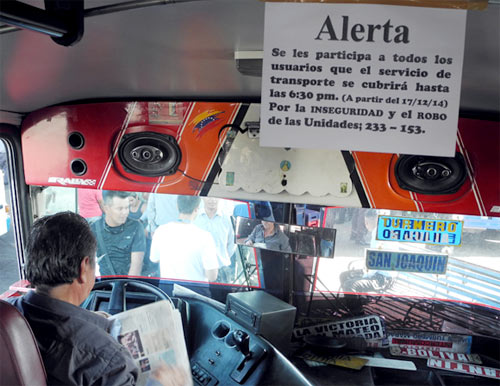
[90,279,171,315]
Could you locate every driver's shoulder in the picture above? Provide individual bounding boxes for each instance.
[45,326,136,385]
[66,314,125,358]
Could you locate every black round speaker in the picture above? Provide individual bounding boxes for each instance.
[395,153,467,195]
[68,132,85,149]
[70,159,87,176]
[118,132,182,177]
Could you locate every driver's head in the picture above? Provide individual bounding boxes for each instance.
[26,211,97,293]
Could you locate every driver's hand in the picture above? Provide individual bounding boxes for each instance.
[245,240,253,246]
[150,363,192,386]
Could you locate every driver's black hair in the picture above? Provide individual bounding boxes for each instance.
[26,211,97,289]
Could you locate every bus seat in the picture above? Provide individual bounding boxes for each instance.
[0,300,47,386]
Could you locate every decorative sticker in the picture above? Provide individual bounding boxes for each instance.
[388,331,472,353]
[390,347,482,365]
[299,352,368,370]
[280,160,292,171]
[377,216,463,245]
[427,359,500,380]
[293,315,386,340]
[148,102,186,125]
[225,172,235,186]
[365,249,448,274]
[190,109,225,139]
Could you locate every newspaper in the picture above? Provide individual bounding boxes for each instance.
[109,300,192,386]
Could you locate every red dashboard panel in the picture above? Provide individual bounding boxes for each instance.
[21,101,241,196]
[21,102,499,216]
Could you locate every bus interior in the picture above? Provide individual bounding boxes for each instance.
[0,0,499,385]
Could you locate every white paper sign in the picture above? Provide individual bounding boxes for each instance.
[260,3,467,156]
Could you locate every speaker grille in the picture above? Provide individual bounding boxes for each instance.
[395,153,467,195]
[68,132,85,149]
[118,132,181,177]
[70,158,87,176]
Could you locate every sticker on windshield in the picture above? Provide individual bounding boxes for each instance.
[388,331,472,353]
[293,315,386,340]
[299,352,368,370]
[390,347,482,364]
[377,216,463,246]
[366,249,447,274]
[427,359,500,380]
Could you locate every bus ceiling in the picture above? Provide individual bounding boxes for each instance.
[0,0,499,114]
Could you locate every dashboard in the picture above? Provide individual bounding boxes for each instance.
[84,280,500,386]
[83,279,311,386]
[84,279,500,386]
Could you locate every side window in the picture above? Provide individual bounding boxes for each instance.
[0,139,19,294]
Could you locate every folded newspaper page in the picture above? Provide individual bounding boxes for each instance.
[109,300,193,386]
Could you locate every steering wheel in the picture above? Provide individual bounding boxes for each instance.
[89,279,171,315]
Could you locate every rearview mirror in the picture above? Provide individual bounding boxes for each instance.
[234,217,336,258]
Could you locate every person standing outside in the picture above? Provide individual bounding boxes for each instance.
[150,196,218,282]
[128,192,158,276]
[144,193,179,237]
[78,188,104,221]
[128,193,147,221]
[195,197,236,282]
[90,191,145,276]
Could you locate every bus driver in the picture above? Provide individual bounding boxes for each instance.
[7,212,187,385]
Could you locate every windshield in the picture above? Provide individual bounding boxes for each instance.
[317,207,500,308]
[29,186,500,338]
[312,207,500,339]
[32,187,263,289]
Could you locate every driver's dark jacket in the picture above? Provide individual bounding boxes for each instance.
[8,291,138,385]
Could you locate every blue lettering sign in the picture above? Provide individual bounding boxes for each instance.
[365,249,448,274]
[377,216,462,246]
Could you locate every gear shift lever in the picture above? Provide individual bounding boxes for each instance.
[233,330,251,359]
[229,330,267,383]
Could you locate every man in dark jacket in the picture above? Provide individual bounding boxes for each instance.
[91,190,146,276]
[8,212,139,385]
